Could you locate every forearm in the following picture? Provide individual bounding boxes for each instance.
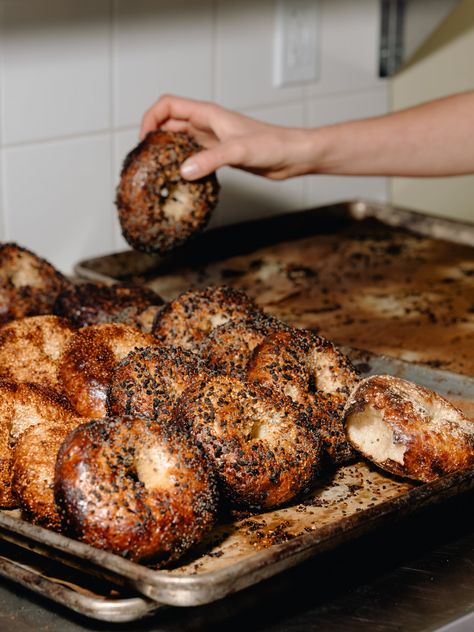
[140,92,474,181]
[308,91,474,177]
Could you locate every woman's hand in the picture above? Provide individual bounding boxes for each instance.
[140,95,314,181]
[141,91,474,181]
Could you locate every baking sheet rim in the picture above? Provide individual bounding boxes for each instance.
[0,554,161,622]
[2,464,474,608]
[73,199,474,284]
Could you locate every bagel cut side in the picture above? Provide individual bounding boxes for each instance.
[344,375,474,482]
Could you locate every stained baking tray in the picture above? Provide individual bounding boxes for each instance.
[1,200,473,622]
[1,352,473,622]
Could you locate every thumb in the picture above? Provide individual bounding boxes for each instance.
[180,143,236,180]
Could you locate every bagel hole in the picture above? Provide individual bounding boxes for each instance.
[249,420,270,441]
[308,353,341,393]
[127,468,140,485]
[209,313,229,329]
[426,398,464,426]
[308,373,317,394]
[283,381,304,402]
[135,444,175,491]
[43,335,67,360]
[346,406,406,465]
[162,183,193,221]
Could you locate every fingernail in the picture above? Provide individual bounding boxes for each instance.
[180,159,199,179]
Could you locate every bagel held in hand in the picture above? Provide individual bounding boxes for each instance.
[116,130,219,254]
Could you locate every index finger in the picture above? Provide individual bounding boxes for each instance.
[139,95,215,140]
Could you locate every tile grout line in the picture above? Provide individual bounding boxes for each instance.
[0,125,138,151]
[237,84,388,119]
[0,84,389,152]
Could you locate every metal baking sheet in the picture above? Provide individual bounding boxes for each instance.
[1,200,472,621]
[1,352,473,622]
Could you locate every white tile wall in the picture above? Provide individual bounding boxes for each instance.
[215,0,305,110]
[0,2,4,241]
[0,0,388,274]
[112,127,140,250]
[308,0,385,98]
[1,0,111,145]
[3,135,115,272]
[114,0,214,129]
[0,153,4,242]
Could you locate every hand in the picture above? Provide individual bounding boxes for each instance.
[140,95,313,181]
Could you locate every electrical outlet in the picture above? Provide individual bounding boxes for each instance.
[274,0,320,87]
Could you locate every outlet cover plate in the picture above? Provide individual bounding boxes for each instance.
[274,0,320,87]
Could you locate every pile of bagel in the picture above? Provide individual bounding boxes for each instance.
[1,240,473,566]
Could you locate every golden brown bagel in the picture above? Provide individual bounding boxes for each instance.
[153,285,259,352]
[59,323,154,417]
[0,242,70,324]
[55,416,218,564]
[344,374,474,482]
[248,329,359,466]
[0,315,76,392]
[176,375,322,510]
[0,416,11,507]
[0,380,77,508]
[116,130,219,254]
[12,417,86,528]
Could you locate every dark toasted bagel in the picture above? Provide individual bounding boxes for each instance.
[12,417,86,528]
[54,282,164,332]
[0,242,70,324]
[55,416,218,564]
[59,323,154,417]
[116,130,219,254]
[0,380,77,508]
[176,375,322,510]
[200,314,286,377]
[344,374,474,482]
[108,345,208,419]
[248,329,359,466]
[153,285,259,352]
